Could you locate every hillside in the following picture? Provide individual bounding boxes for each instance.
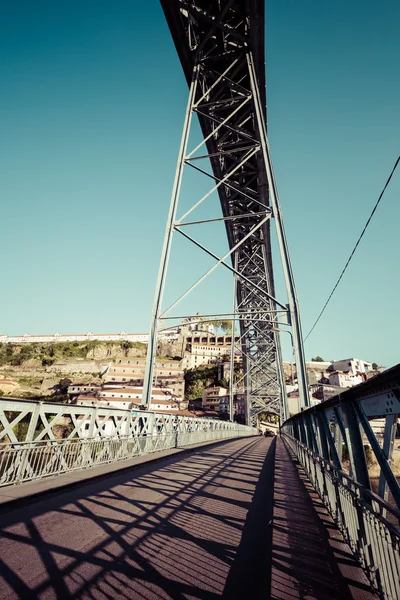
[0,340,147,400]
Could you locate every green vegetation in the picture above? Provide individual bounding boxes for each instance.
[342,443,375,468]
[258,413,279,423]
[311,356,325,362]
[121,341,147,353]
[201,318,236,334]
[184,365,218,400]
[184,363,242,400]
[16,376,43,388]
[0,340,147,368]
[372,362,378,370]
[217,378,229,389]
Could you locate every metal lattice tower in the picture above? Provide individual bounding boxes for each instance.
[143,0,309,424]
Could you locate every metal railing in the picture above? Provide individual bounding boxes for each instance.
[0,398,257,487]
[282,433,400,600]
[281,364,400,599]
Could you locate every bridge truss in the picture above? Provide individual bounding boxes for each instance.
[143,0,309,424]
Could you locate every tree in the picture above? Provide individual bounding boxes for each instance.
[311,356,325,362]
[121,341,134,351]
[372,362,378,371]
[58,378,72,393]
[216,378,229,389]
[202,318,236,334]
[42,357,55,366]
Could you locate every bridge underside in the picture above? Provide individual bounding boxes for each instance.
[160,0,287,422]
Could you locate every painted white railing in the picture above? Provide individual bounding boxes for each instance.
[0,398,257,486]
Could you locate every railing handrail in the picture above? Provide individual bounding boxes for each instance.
[282,429,400,599]
[283,431,400,534]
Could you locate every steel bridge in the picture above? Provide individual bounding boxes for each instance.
[0,369,400,598]
[0,1,398,599]
[142,0,309,425]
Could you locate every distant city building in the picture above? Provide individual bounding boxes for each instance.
[105,357,185,402]
[328,371,363,388]
[0,332,149,344]
[219,393,246,419]
[68,384,101,398]
[330,358,373,376]
[325,357,374,388]
[287,393,320,416]
[184,344,241,369]
[202,386,229,411]
[0,329,180,345]
[77,385,180,411]
[98,386,180,411]
[287,356,377,415]
[182,332,241,370]
[183,315,215,334]
[309,383,342,402]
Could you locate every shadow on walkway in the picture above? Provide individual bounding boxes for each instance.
[0,436,376,599]
[222,437,275,598]
[0,436,274,599]
[270,438,375,600]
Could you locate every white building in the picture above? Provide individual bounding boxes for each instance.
[184,344,241,370]
[331,358,373,376]
[220,393,246,419]
[287,394,321,416]
[68,384,101,397]
[77,385,181,412]
[0,332,149,344]
[183,315,215,334]
[328,371,363,388]
[202,386,229,410]
[105,357,185,400]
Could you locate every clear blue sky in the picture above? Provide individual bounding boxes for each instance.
[1,1,399,368]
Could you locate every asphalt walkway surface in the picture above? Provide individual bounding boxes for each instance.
[0,437,375,599]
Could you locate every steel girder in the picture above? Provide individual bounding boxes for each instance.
[142,0,308,424]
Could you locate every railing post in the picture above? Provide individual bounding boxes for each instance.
[315,413,329,460]
[355,404,400,509]
[299,418,308,446]
[378,414,397,503]
[88,406,98,439]
[333,419,343,465]
[25,402,43,442]
[305,413,319,454]
[341,401,371,490]
[319,412,342,469]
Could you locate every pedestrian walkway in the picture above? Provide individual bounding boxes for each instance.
[0,437,376,599]
[271,438,375,600]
